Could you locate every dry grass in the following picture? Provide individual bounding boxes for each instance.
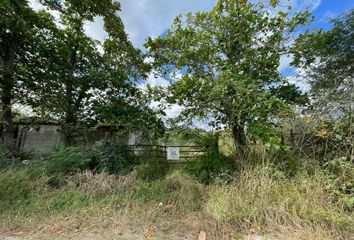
[0,165,353,240]
[205,165,354,239]
[65,170,137,195]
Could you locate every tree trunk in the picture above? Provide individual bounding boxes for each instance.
[0,38,17,149]
[63,45,79,146]
[1,95,14,148]
[232,124,247,161]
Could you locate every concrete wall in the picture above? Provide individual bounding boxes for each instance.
[17,124,62,153]
[13,123,141,153]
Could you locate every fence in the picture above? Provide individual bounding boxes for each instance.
[124,144,209,163]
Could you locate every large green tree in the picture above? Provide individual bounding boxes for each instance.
[0,0,53,144]
[146,0,311,160]
[24,0,152,143]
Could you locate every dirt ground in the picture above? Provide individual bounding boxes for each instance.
[0,228,265,240]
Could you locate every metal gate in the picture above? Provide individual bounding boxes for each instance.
[124,144,209,162]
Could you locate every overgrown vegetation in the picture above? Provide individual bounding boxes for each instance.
[0,146,353,239]
[0,0,353,239]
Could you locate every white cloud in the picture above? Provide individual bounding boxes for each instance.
[288,0,322,12]
[28,0,63,28]
[138,72,170,90]
[149,100,183,120]
[117,0,216,48]
[30,0,323,49]
[84,17,107,42]
[84,0,322,48]
[287,68,311,92]
[277,0,322,73]
[28,0,44,11]
[279,54,293,72]
[165,104,184,119]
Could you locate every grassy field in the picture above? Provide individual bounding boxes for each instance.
[0,151,353,240]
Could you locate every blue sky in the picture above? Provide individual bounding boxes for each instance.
[310,0,353,30]
[116,0,353,49]
[279,0,353,83]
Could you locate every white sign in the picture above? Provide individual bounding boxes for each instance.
[167,147,180,160]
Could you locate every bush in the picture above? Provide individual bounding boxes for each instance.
[0,152,15,170]
[0,164,46,213]
[46,147,92,176]
[90,144,138,174]
[46,144,138,177]
[135,158,169,181]
[0,144,24,170]
[186,150,236,184]
[325,157,354,211]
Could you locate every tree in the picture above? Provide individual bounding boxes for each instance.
[92,92,165,141]
[293,9,353,117]
[293,9,354,160]
[24,0,151,143]
[0,0,53,145]
[146,0,311,160]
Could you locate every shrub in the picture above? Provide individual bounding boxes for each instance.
[0,144,23,170]
[325,157,354,211]
[91,144,138,174]
[46,147,92,176]
[135,159,169,181]
[0,164,46,213]
[186,150,236,184]
[46,144,138,178]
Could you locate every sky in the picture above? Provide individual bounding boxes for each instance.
[29,0,353,121]
[107,0,352,92]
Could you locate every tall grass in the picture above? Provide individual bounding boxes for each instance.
[205,164,354,237]
[0,148,353,239]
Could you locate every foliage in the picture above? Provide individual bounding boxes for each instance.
[163,127,220,157]
[186,151,236,184]
[292,10,353,162]
[93,96,165,140]
[146,0,312,159]
[0,0,163,145]
[0,163,46,212]
[45,145,138,184]
[91,144,139,174]
[23,0,151,129]
[325,157,354,211]
[46,147,92,176]
[0,0,55,137]
[135,159,169,181]
[0,144,15,169]
[293,10,353,115]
